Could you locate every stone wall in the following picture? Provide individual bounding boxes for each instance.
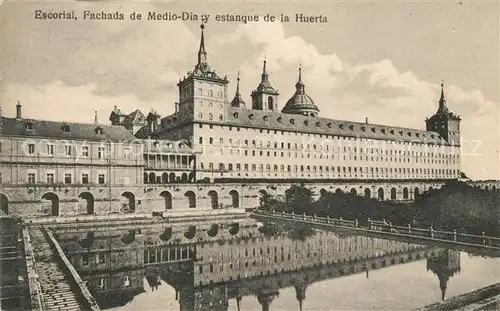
[0,180,446,217]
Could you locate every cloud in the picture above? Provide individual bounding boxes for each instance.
[2,1,197,101]
[219,22,499,180]
[2,14,497,179]
[3,81,175,124]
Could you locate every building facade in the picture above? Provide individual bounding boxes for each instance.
[0,25,478,217]
[0,104,144,216]
[136,25,461,186]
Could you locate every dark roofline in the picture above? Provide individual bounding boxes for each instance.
[0,117,138,142]
[177,74,229,86]
[155,117,454,146]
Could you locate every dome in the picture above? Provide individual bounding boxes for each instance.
[282,94,319,114]
[281,66,320,117]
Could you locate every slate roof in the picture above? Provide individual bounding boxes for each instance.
[127,109,146,124]
[0,117,137,142]
[225,107,449,145]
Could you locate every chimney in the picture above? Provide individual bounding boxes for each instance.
[365,117,368,124]
[16,101,22,119]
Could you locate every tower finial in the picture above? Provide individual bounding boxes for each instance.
[295,65,305,94]
[438,79,447,113]
[197,24,208,66]
[236,70,241,95]
[261,58,269,82]
[94,110,98,124]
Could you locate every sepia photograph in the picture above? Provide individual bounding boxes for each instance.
[0,1,499,310]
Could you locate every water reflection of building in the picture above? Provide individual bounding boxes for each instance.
[54,222,247,309]
[55,223,439,311]
[426,249,461,301]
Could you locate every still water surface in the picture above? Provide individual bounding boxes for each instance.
[54,220,499,311]
[107,253,499,311]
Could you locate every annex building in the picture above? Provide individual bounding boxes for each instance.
[0,25,464,217]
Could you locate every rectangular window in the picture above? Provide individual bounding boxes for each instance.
[28,144,35,155]
[82,254,89,266]
[96,253,105,264]
[98,174,105,184]
[46,173,54,184]
[209,163,213,170]
[64,173,72,184]
[28,173,35,184]
[98,147,105,159]
[64,145,72,156]
[47,144,54,156]
[228,163,233,171]
[124,275,130,287]
[82,174,89,184]
[82,146,89,157]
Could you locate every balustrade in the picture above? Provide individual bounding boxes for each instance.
[253,210,500,249]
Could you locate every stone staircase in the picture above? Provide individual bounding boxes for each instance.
[29,228,86,311]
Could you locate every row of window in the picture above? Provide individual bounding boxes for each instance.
[0,142,133,159]
[25,173,107,185]
[200,162,459,176]
[195,88,223,98]
[197,123,454,146]
[24,144,110,158]
[203,148,458,165]
[198,137,458,158]
[198,112,224,121]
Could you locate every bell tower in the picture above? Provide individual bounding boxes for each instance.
[426,82,461,146]
[251,60,279,112]
[177,24,229,122]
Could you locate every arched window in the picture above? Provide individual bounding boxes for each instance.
[208,90,213,97]
[268,96,274,110]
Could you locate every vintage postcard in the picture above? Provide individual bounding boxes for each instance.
[0,1,499,310]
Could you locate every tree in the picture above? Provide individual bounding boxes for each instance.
[284,184,315,214]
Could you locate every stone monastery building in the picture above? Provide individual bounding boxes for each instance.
[0,25,463,217]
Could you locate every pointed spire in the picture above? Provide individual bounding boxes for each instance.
[94,111,98,125]
[439,276,448,301]
[438,80,448,114]
[236,71,241,94]
[197,24,208,66]
[261,58,269,82]
[236,296,242,311]
[231,71,246,108]
[295,65,305,94]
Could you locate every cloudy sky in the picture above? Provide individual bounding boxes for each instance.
[1,1,498,180]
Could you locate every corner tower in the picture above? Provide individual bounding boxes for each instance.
[177,25,229,122]
[426,82,461,145]
[251,60,279,112]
